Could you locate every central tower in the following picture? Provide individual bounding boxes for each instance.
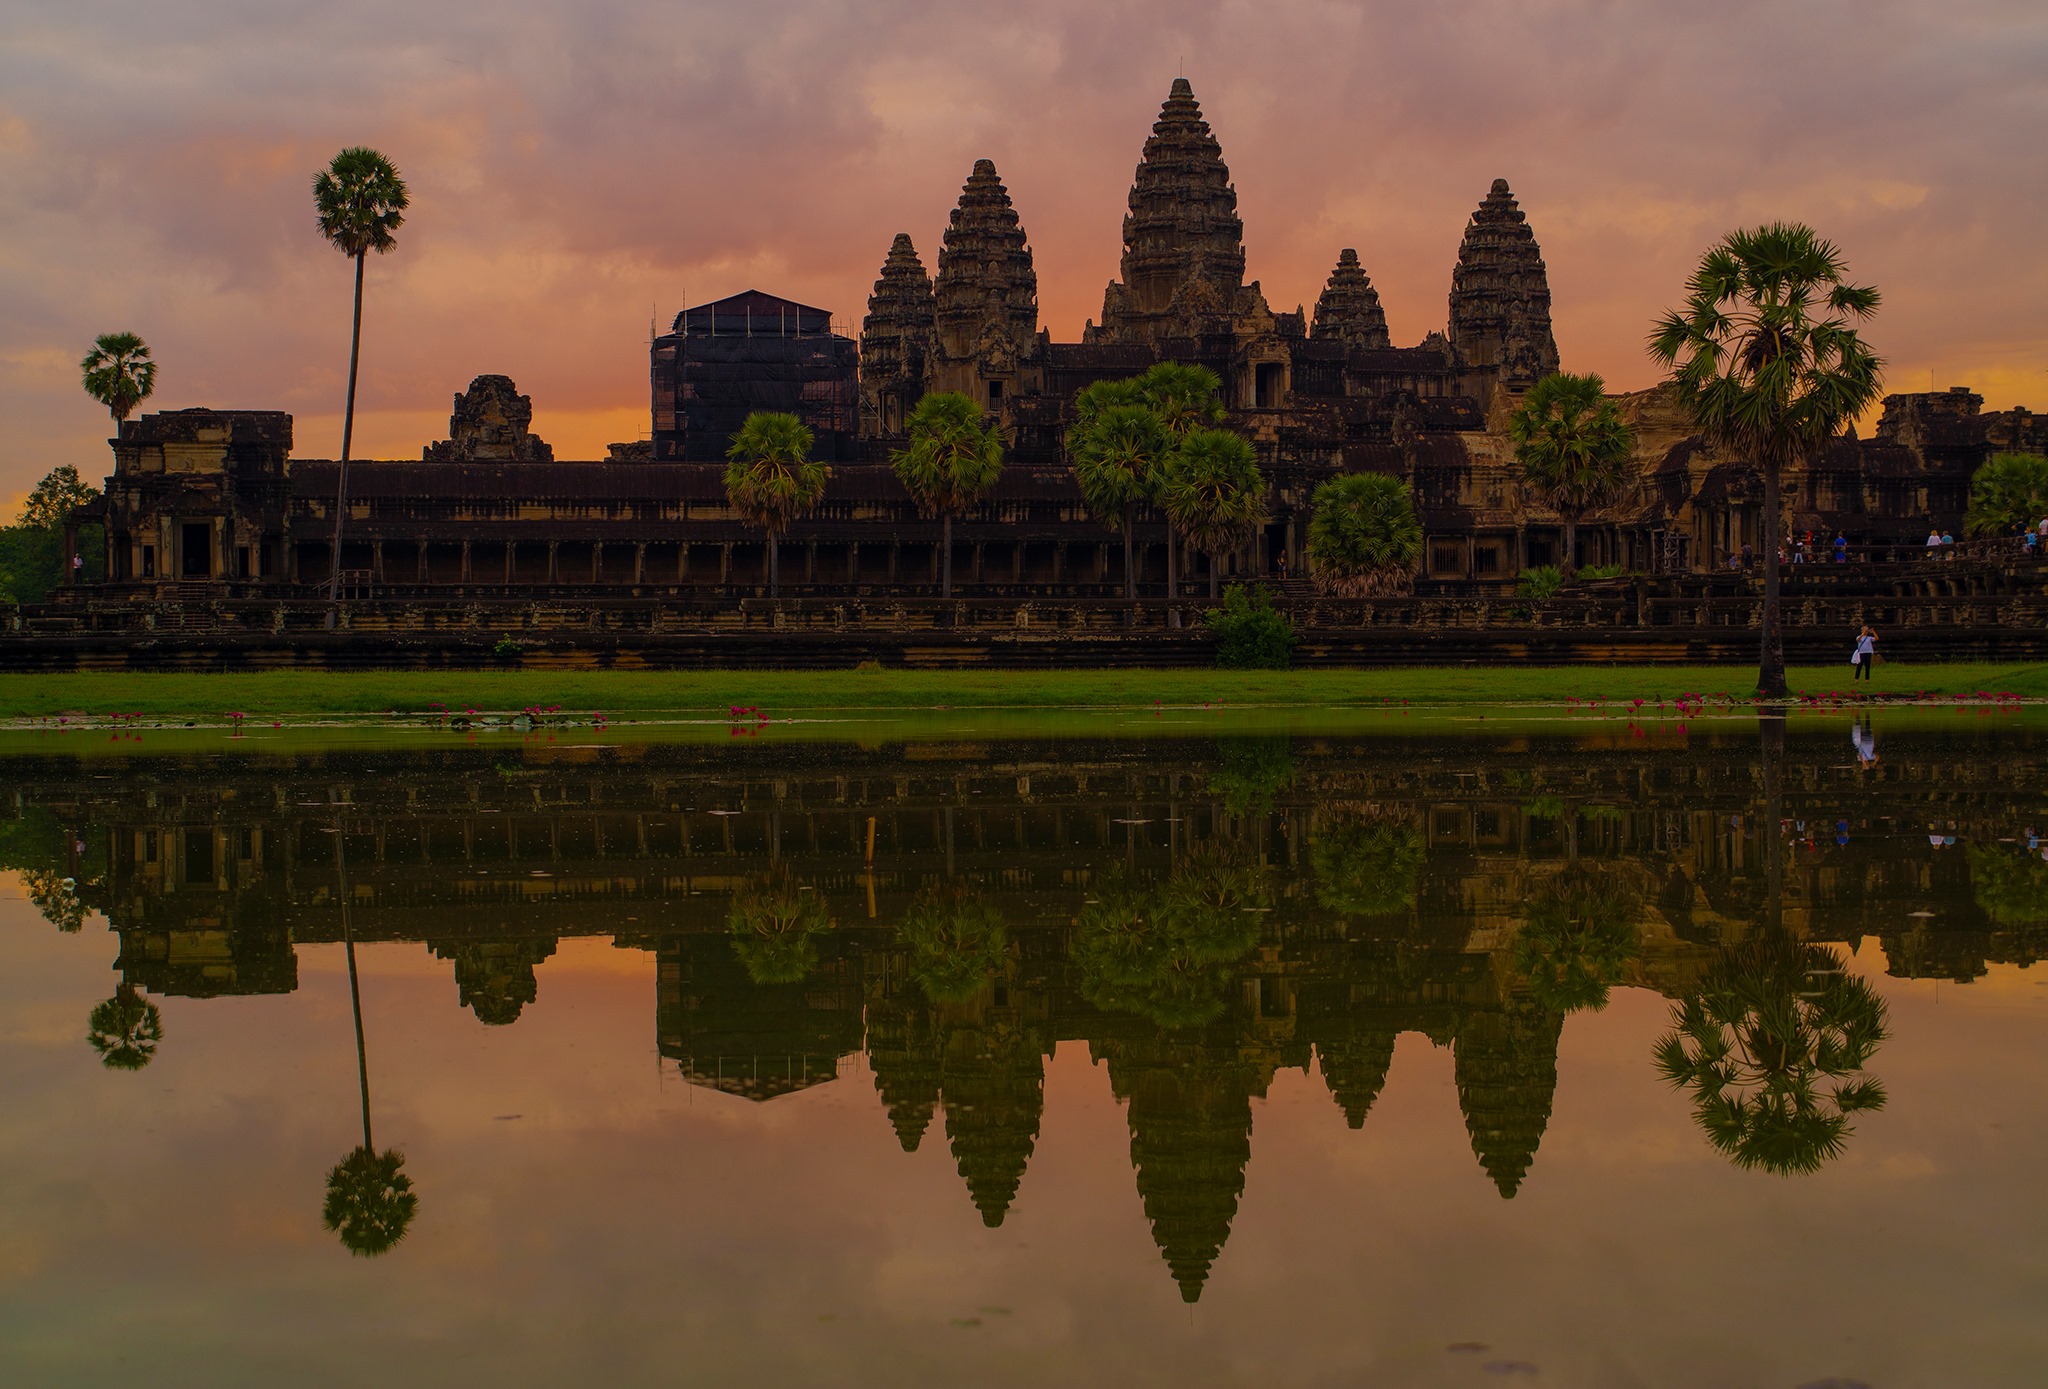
[1093,77,1252,345]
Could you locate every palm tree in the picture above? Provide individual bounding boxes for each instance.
[323,819,417,1256]
[313,147,409,602]
[79,332,156,425]
[87,983,163,1070]
[1305,472,1423,596]
[1068,403,1171,598]
[1159,427,1266,598]
[897,882,1009,1003]
[1138,363,1227,601]
[1650,224,1882,697]
[1310,811,1425,917]
[1652,938,1888,1175]
[1964,451,2048,537]
[1508,371,1634,576]
[890,391,1004,599]
[727,867,831,985]
[1511,868,1641,1013]
[723,411,828,598]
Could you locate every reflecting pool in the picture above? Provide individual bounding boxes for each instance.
[3,711,2046,1386]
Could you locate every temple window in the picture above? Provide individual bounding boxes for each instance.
[986,379,1006,409]
[1255,361,1285,407]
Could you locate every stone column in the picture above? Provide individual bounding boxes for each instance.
[633,543,646,584]
[719,544,732,584]
[547,541,560,584]
[505,544,515,584]
[460,540,472,583]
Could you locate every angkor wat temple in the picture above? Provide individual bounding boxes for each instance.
[31,77,2048,665]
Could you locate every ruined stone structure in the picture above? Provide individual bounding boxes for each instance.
[422,374,553,462]
[35,73,2047,659]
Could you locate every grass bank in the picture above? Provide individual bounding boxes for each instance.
[3,663,2045,720]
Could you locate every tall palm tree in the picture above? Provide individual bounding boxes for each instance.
[1305,471,1423,596]
[79,332,157,425]
[1068,402,1170,598]
[890,391,1004,599]
[1508,371,1633,576]
[313,147,409,602]
[1159,427,1266,598]
[1650,223,1882,697]
[87,983,163,1070]
[723,411,828,598]
[323,819,417,1256]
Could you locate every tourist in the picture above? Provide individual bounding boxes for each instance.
[1740,542,1754,571]
[1927,527,1943,558]
[1853,715,1878,770]
[1792,541,1807,564]
[1851,624,1877,681]
[1276,551,1289,581]
[1941,530,1956,559]
[2038,515,2048,546]
[1834,533,1849,563]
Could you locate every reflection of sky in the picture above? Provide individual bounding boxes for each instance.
[2,2,2046,502]
[3,888,2047,1386]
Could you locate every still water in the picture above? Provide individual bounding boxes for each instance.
[3,712,2046,1387]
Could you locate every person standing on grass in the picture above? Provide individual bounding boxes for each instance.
[1851,624,1877,681]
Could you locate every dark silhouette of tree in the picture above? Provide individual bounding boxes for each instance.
[1653,940,1888,1175]
[87,983,162,1070]
[1206,735,1293,816]
[312,147,408,603]
[79,332,156,423]
[1159,427,1266,599]
[1068,399,1170,598]
[1073,849,1266,1029]
[1650,223,1882,696]
[323,821,417,1256]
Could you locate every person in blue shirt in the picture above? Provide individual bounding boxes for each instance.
[1833,533,1849,562]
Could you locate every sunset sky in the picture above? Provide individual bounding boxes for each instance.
[3,0,2044,505]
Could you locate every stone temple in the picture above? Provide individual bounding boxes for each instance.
[46,76,2048,654]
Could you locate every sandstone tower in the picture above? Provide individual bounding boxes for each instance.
[1093,77,1272,346]
[1448,178,1560,394]
[1311,249,1393,351]
[931,159,1039,411]
[858,233,937,437]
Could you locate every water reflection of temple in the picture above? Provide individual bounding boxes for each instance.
[12,726,2048,1299]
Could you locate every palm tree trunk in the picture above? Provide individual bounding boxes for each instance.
[1123,516,1136,600]
[1760,707,1785,941]
[338,822,372,1151]
[328,251,366,603]
[1759,455,1787,697]
[768,530,779,598]
[1166,529,1180,628]
[941,513,953,600]
[1563,518,1577,577]
[1209,548,1219,599]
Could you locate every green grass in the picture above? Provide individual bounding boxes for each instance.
[2,663,2044,720]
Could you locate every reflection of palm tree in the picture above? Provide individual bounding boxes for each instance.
[1968,843,2048,925]
[1512,868,1641,1013]
[1653,940,1888,1175]
[727,867,831,985]
[1073,849,1266,1029]
[87,983,162,1070]
[1311,811,1424,917]
[324,822,417,1256]
[897,882,1007,1003]
[323,1146,418,1257]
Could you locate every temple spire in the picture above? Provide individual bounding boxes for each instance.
[1311,249,1392,351]
[1448,177,1560,391]
[1095,77,1250,345]
[931,159,1037,401]
[858,233,936,437]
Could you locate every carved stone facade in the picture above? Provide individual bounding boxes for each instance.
[423,375,553,462]
[859,233,936,437]
[1311,249,1392,351]
[931,160,1040,411]
[1448,179,1561,394]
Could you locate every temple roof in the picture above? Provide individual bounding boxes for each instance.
[671,290,837,338]
[1312,249,1392,351]
[1448,179,1559,388]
